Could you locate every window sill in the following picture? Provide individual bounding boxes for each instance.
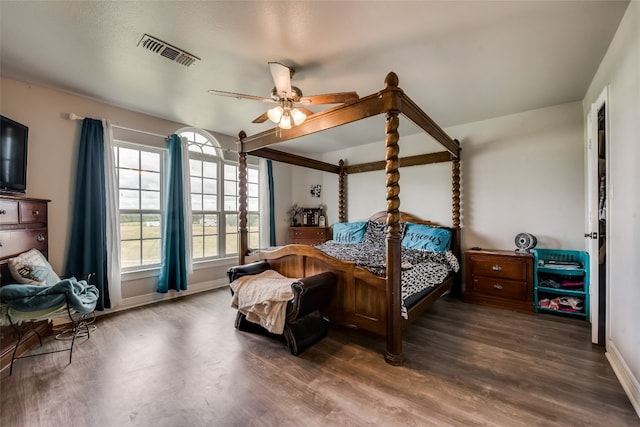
[120,257,238,282]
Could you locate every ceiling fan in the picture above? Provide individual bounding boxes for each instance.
[208,62,359,129]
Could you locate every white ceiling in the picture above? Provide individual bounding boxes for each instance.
[0,1,629,155]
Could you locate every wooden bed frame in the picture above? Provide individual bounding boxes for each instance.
[236,72,461,365]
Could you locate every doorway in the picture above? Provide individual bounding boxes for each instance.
[587,87,608,346]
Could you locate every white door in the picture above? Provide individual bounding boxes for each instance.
[586,87,608,344]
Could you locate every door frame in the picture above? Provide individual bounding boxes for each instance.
[586,86,609,344]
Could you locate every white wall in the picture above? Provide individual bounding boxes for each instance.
[582,1,640,415]
[297,102,585,253]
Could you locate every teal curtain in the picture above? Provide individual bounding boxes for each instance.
[267,160,276,246]
[65,118,110,309]
[157,134,188,293]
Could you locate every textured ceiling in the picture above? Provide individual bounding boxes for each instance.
[0,1,629,155]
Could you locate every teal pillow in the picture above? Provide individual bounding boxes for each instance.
[401,222,451,252]
[332,221,367,243]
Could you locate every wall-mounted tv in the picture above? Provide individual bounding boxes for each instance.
[0,115,29,194]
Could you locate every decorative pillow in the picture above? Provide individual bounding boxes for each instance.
[332,221,367,243]
[401,222,452,252]
[362,220,406,247]
[8,248,61,286]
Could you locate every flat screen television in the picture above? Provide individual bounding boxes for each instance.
[0,115,29,194]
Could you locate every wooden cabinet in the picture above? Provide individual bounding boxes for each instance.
[289,227,329,245]
[464,249,534,313]
[0,194,51,374]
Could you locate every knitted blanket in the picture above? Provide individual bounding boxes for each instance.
[230,270,295,334]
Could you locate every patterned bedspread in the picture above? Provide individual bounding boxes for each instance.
[314,241,460,318]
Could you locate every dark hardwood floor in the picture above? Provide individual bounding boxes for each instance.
[1,288,638,427]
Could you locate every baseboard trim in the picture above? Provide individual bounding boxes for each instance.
[606,340,640,418]
[99,278,229,316]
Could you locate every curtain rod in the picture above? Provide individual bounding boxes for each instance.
[67,113,168,140]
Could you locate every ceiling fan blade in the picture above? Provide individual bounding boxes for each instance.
[299,92,359,105]
[297,106,315,117]
[269,62,293,98]
[251,111,270,124]
[208,89,274,103]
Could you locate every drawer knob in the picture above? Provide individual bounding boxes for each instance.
[0,210,5,215]
[492,264,502,271]
[32,210,40,216]
[36,234,45,242]
[493,283,503,290]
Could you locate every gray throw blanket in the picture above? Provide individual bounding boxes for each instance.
[0,278,99,314]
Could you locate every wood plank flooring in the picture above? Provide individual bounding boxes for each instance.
[1,288,638,427]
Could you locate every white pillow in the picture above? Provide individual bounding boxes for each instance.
[8,248,61,286]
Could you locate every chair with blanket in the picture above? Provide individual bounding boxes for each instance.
[228,261,336,355]
[0,248,99,374]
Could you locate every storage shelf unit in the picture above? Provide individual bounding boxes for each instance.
[534,249,589,319]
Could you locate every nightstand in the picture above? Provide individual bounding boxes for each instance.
[289,227,329,245]
[464,249,534,313]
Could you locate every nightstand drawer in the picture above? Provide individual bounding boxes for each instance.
[471,276,528,301]
[470,256,528,281]
[289,227,329,244]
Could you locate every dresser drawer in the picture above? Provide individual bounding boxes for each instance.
[470,256,528,281]
[289,227,329,244]
[19,201,48,224]
[0,229,48,259]
[470,276,528,301]
[0,200,19,225]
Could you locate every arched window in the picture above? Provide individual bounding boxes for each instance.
[179,129,261,260]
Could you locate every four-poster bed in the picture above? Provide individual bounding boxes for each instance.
[235,72,461,365]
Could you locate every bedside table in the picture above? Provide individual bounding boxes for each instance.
[464,249,534,313]
[289,227,329,245]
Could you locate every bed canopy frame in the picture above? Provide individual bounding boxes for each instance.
[235,72,461,364]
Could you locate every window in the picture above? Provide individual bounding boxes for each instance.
[114,144,164,269]
[181,130,260,260]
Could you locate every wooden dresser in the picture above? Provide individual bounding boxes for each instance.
[464,249,534,313]
[0,194,52,374]
[289,227,329,245]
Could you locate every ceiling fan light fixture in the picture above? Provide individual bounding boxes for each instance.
[267,105,284,123]
[291,108,306,126]
[279,113,292,129]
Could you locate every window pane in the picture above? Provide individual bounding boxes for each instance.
[191,194,202,211]
[120,189,139,209]
[203,178,216,194]
[248,213,259,231]
[192,214,204,236]
[142,239,161,265]
[225,233,238,255]
[204,235,218,257]
[140,190,160,210]
[203,162,217,178]
[224,180,237,196]
[202,145,217,156]
[249,232,260,249]
[248,168,259,183]
[203,194,217,211]
[203,214,218,234]
[121,240,141,268]
[225,214,238,232]
[192,236,204,258]
[120,214,141,240]
[224,196,236,211]
[194,133,208,144]
[190,159,202,176]
[248,197,258,211]
[119,169,139,189]
[142,214,161,238]
[141,151,160,172]
[141,171,160,191]
[190,176,202,193]
[119,147,139,169]
[224,164,237,179]
[248,183,258,197]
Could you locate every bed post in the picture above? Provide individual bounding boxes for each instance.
[338,159,346,223]
[238,131,248,266]
[451,152,462,294]
[383,72,403,366]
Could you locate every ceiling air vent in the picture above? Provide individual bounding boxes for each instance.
[137,34,200,68]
